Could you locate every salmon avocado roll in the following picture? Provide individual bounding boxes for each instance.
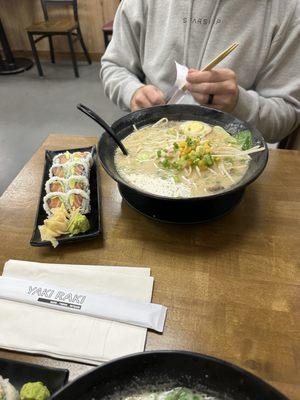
[68,175,89,192]
[53,151,72,165]
[45,177,68,193]
[67,161,89,178]
[67,189,90,214]
[49,164,68,179]
[43,192,67,216]
[72,151,93,167]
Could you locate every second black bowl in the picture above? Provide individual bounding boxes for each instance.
[51,351,287,400]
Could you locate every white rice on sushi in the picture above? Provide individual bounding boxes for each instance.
[0,376,20,400]
[67,161,90,179]
[67,189,90,214]
[72,151,93,167]
[43,192,68,216]
[45,177,68,193]
[68,175,89,192]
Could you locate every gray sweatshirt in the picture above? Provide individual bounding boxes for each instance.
[100,0,300,143]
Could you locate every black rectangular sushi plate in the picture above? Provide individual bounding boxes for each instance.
[0,357,69,395]
[30,146,102,247]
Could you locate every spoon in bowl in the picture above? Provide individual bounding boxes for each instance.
[77,103,128,156]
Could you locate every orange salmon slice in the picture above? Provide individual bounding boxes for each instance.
[74,165,84,175]
[72,194,83,209]
[58,155,68,164]
[74,182,84,190]
[50,182,64,192]
[52,167,64,178]
[48,196,62,209]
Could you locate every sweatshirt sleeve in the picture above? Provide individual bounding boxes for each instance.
[232,17,300,143]
[100,0,146,111]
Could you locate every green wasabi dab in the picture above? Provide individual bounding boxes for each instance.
[20,382,50,400]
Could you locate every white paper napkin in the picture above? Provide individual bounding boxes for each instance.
[0,260,154,365]
[167,61,198,105]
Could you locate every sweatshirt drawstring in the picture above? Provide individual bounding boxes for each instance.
[183,0,221,69]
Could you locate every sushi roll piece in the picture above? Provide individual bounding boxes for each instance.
[0,376,20,400]
[53,151,72,165]
[49,164,68,179]
[72,151,93,167]
[67,189,90,214]
[45,177,68,193]
[68,175,89,192]
[67,161,90,178]
[43,192,67,216]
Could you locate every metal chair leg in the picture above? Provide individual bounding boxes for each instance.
[77,27,91,64]
[27,32,44,76]
[48,36,55,63]
[67,32,79,78]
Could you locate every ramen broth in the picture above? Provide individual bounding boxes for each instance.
[123,387,220,399]
[115,120,251,198]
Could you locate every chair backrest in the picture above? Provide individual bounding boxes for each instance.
[40,0,79,23]
[278,125,300,150]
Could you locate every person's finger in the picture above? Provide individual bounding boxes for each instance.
[187,80,237,95]
[189,92,209,105]
[133,92,153,109]
[144,87,165,105]
[208,94,235,107]
[187,68,236,84]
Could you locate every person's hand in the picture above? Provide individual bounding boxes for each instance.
[131,85,165,111]
[186,68,239,113]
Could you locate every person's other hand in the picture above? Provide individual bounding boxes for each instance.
[131,85,165,111]
[186,68,239,113]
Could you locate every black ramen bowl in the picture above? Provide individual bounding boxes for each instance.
[98,105,268,223]
[50,351,288,400]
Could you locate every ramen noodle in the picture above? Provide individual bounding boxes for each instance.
[115,119,261,198]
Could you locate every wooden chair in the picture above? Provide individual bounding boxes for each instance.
[101,0,121,49]
[26,0,91,78]
[102,20,114,49]
[278,125,300,150]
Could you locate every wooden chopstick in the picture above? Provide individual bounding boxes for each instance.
[201,42,239,72]
[181,42,239,92]
[168,42,239,102]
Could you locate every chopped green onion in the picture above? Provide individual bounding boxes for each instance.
[162,159,170,168]
[235,130,252,150]
[186,137,194,147]
[203,154,214,167]
[136,153,149,162]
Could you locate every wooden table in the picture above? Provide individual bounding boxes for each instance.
[0,134,299,399]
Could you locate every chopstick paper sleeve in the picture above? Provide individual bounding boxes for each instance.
[0,277,167,332]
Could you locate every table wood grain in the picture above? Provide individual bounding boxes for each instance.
[0,134,299,399]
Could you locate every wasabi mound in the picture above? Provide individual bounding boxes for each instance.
[20,382,50,400]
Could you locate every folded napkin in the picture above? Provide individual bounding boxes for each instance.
[167,61,197,105]
[0,260,155,365]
